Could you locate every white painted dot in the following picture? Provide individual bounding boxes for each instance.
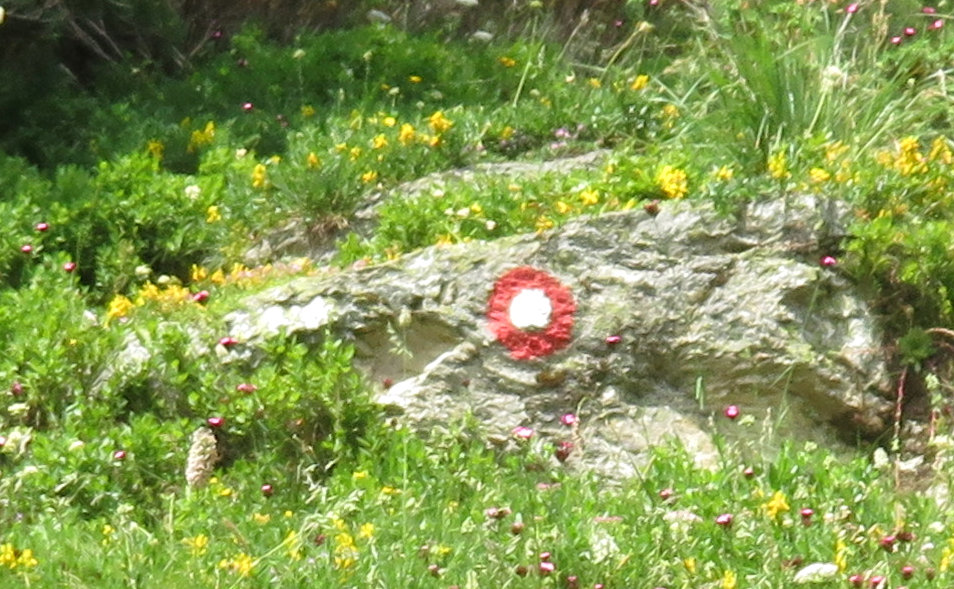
[508,288,552,330]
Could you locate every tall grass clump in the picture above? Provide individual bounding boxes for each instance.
[695,0,945,171]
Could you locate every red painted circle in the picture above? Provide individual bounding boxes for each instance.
[487,267,575,360]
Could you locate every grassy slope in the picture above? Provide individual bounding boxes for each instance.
[3,1,954,586]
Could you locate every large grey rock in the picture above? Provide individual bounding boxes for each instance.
[225,194,892,478]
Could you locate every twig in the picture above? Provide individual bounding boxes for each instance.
[893,365,907,490]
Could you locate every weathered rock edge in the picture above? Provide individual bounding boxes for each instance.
[225,195,892,478]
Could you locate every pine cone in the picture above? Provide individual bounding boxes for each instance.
[185,426,220,488]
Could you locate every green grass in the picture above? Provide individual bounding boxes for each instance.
[5,425,953,587]
[4,1,954,585]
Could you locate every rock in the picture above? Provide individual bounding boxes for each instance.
[224,194,892,478]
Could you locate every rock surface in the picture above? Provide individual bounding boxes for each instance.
[225,194,893,478]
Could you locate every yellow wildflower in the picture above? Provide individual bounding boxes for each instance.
[661,104,679,119]
[184,534,209,557]
[435,234,455,246]
[349,146,362,161]
[361,170,379,184]
[941,539,954,572]
[825,140,849,163]
[188,121,216,152]
[106,295,135,324]
[630,74,650,91]
[894,136,926,175]
[0,543,38,570]
[470,202,483,215]
[307,152,321,168]
[218,552,254,577]
[500,126,515,140]
[498,56,517,68]
[301,104,316,117]
[428,111,453,134]
[835,538,847,572]
[382,116,397,127]
[762,490,790,519]
[588,77,602,88]
[335,142,348,153]
[657,165,689,199]
[251,163,267,188]
[16,548,37,569]
[580,188,600,206]
[714,165,734,181]
[398,123,416,145]
[358,523,375,539]
[101,523,115,546]
[835,162,855,184]
[146,139,165,160]
[767,150,791,180]
[372,134,388,149]
[722,569,737,589]
[930,136,953,165]
[555,200,573,214]
[0,544,14,568]
[136,282,192,309]
[535,216,554,232]
[409,75,422,83]
[268,155,281,165]
[352,471,368,480]
[380,486,402,496]
[809,168,831,183]
[206,205,221,223]
[191,264,208,282]
[283,530,303,561]
[209,269,226,285]
[253,513,271,525]
[683,557,696,574]
[334,531,358,569]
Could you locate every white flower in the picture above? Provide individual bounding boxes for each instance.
[664,509,702,535]
[7,403,29,417]
[508,289,552,330]
[471,30,494,42]
[821,65,848,90]
[872,447,890,469]
[587,527,619,564]
[184,184,201,200]
[793,562,839,584]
